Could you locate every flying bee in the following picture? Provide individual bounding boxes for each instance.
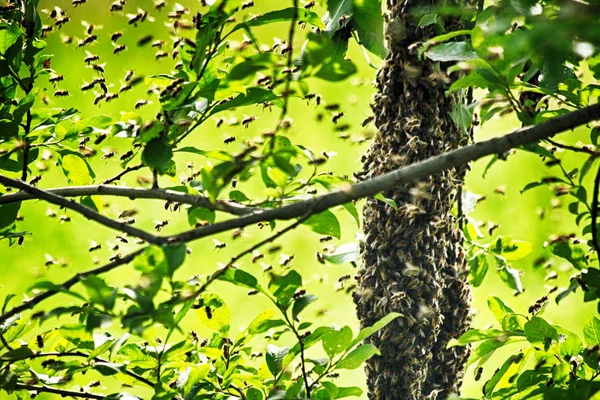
[332,111,344,124]
[213,239,226,249]
[247,289,259,296]
[41,25,53,36]
[84,52,100,64]
[120,150,134,161]
[338,14,350,27]
[155,51,168,60]
[110,0,125,12]
[105,93,118,102]
[223,136,236,144]
[154,0,166,10]
[127,9,149,25]
[72,0,86,6]
[325,103,340,111]
[154,220,168,231]
[49,73,64,84]
[119,83,132,93]
[55,15,70,28]
[362,115,375,127]
[91,63,105,74]
[309,157,327,166]
[215,117,224,128]
[113,44,126,55]
[303,1,315,9]
[101,149,115,160]
[204,306,212,319]
[109,253,121,262]
[54,89,69,97]
[82,21,100,35]
[29,175,42,185]
[475,367,483,381]
[173,20,193,30]
[36,334,44,348]
[122,70,134,82]
[241,0,254,9]
[152,40,165,48]
[319,236,333,243]
[242,115,256,128]
[135,99,149,109]
[137,35,153,46]
[89,241,101,252]
[77,34,97,47]
[59,215,71,223]
[338,274,351,282]
[111,31,123,42]
[94,133,107,145]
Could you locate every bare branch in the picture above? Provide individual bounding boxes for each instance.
[14,384,106,399]
[102,162,144,185]
[0,248,144,325]
[164,103,600,245]
[0,184,256,215]
[0,176,165,245]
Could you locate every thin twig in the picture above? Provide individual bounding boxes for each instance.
[546,138,600,155]
[592,164,600,265]
[0,332,13,350]
[0,351,153,387]
[0,185,256,215]
[0,248,145,325]
[102,163,144,185]
[14,383,105,399]
[0,175,165,245]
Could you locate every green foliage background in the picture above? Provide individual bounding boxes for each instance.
[0,0,596,398]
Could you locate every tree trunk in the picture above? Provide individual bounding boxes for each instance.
[354,1,472,399]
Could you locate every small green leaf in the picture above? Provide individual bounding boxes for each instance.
[322,326,353,357]
[424,42,478,62]
[323,242,360,264]
[0,22,22,56]
[524,317,558,344]
[373,193,397,210]
[142,137,174,176]
[58,151,95,185]
[352,312,402,347]
[487,296,524,331]
[303,210,341,239]
[292,294,317,321]
[584,316,600,346]
[336,344,380,370]
[0,202,20,233]
[195,293,230,335]
[468,251,489,287]
[351,0,387,59]
[266,344,289,376]
[80,275,117,311]
[269,270,302,309]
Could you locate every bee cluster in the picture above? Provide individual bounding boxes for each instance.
[353,1,471,399]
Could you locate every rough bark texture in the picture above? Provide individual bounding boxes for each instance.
[353,1,472,399]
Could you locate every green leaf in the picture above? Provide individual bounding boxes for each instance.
[269,270,302,309]
[424,42,478,62]
[487,296,524,331]
[584,316,600,346]
[322,326,353,357]
[490,236,533,261]
[448,329,516,348]
[57,150,95,185]
[0,202,20,233]
[80,275,117,311]
[323,242,360,264]
[557,327,583,358]
[468,252,489,287]
[266,344,289,376]
[450,103,473,134]
[142,137,174,176]
[324,0,353,33]
[352,312,402,347]
[230,8,324,34]
[246,310,285,335]
[292,294,317,321]
[0,120,18,140]
[303,210,341,239]
[351,0,387,59]
[467,337,515,367]
[496,259,523,293]
[187,207,216,226]
[552,360,570,384]
[195,293,230,335]
[524,317,558,343]
[218,268,262,291]
[0,22,22,56]
[548,239,587,270]
[336,344,380,370]
[373,193,397,210]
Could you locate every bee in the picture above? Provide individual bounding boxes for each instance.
[247,289,259,296]
[84,52,100,64]
[41,25,53,36]
[293,289,306,299]
[59,215,71,222]
[94,133,107,145]
[338,14,349,27]
[55,16,70,28]
[36,334,44,348]
[18,235,24,246]
[215,117,224,128]
[224,136,236,144]
[155,51,168,60]
[101,150,115,159]
[49,73,64,84]
[88,381,101,388]
[252,251,264,263]
[213,239,226,249]
[113,44,126,55]
[308,157,327,166]
[173,20,193,30]
[54,90,69,97]
[110,0,125,12]
[241,0,254,9]
[155,0,166,10]
[281,254,294,267]
[137,35,153,46]
[475,367,483,381]
[205,306,212,319]
[82,21,100,35]
[109,253,121,262]
[361,115,375,127]
[127,9,149,25]
[303,1,315,9]
[332,111,344,124]
[154,220,168,231]
[72,0,86,6]
[135,99,149,109]
[89,241,102,252]
[115,234,129,243]
[242,115,256,128]
[46,208,57,218]
[77,34,97,47]
[119,83,132,93]
[119,217,135,225]
[152,40,165,48]
[319,236,333,243]
[91,63,105,74]
[338,274,351,282]
[120,150,134,161]
[111,31,123,42]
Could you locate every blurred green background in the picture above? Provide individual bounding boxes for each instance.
[0,0,595,398]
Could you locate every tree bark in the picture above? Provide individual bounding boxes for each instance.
[354,1,472,399]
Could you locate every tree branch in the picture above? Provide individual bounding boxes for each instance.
[0,184,256,215]
[164,103,600,245]
[0,175,166,245]
[0,248,144,325]
[0,351,153,387]
[14,383,106,399]
[102,162,144,185]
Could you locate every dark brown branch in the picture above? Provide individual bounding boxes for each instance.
[0,248,144,325]
[593,164,600,264]
[0,351,153,387]
[14,383,105,399]
[0,185,256,215]
[102,162,144,185]
[0,175,165,245]
[164,103,600,245]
